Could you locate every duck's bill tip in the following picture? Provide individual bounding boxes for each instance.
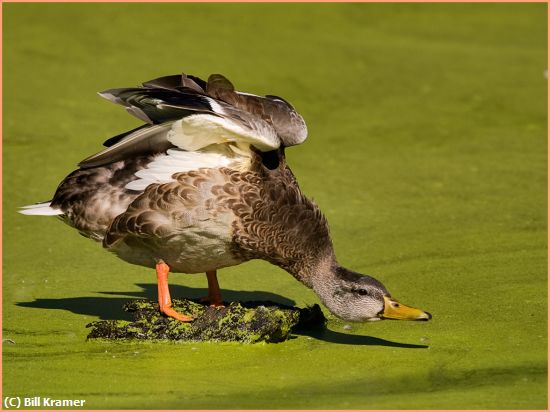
[416,311,432,321]
[381,296,432,321]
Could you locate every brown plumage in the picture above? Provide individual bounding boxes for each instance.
[49,156,152,240]
[222,150,333,283]
[21,72,431,323]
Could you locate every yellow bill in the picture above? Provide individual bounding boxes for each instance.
[382,296,432,321]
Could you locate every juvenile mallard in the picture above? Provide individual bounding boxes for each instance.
[21,72,431,323]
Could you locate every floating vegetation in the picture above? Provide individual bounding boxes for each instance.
[87,299,326,344]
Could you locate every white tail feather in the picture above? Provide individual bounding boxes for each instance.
[19,202,63,216]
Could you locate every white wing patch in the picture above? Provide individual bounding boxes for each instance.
[168,114,279,152]
[125,144,252,191]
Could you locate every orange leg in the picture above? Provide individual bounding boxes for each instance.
[199,270,224,307]
[156,260,194,322]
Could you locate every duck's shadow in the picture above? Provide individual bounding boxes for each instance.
[17,283,291,321]
[17,283,427,349]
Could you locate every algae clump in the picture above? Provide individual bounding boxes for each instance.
[87,299,325,343]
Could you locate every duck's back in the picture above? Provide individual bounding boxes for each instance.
[49,156,153,240]
[101,149,332,275]
[21,72,323,274]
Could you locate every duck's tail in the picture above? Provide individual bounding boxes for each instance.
[19,201,63,216]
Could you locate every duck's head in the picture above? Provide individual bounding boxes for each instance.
[312,265,432,322]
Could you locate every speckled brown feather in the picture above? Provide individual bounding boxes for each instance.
[50,156,154,239]
[103,168,229,248]
[100,148,332,281]
[224,150,333,283]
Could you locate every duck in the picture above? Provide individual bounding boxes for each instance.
[20,72,431,323]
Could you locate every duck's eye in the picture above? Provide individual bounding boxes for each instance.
[357,289,368,296]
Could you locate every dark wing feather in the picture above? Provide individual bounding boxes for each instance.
[142,74,183,90]
[259,95,308,146]
[142,73,206,94]
[79,123,174,169]
[98,88,216,124]
[207,74,235,93]
[187,74,208,91]
[103,124,149,147]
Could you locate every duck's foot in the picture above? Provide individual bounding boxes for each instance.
[159,304,195,322]
[199,296,225,308]
[156,261,194,322]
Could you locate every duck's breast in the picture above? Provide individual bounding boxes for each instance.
[103,167,247,273]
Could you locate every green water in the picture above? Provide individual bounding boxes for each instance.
[3,3,547,409]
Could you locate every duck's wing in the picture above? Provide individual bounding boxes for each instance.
[79,73,307,169]
[97,86,215,125]
[139,73,308,147]
[206,74,308,147]
[79,73,285,169]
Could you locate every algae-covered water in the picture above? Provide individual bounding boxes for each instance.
[3,3,547,409]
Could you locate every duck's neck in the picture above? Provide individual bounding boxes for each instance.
[290,252,358,318]
[288,250,342,291]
